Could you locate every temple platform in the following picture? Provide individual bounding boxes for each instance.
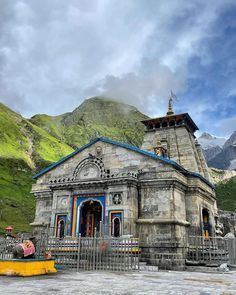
[0,258,57,277]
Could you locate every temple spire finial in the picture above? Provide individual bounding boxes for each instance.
[166,90,177,116]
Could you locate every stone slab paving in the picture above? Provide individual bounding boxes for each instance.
[0,270,236,295]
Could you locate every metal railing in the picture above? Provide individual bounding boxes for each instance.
[77,236,140,272]
[41,236,140,271]
[33,227,140,272]
[0,233,32,259]
[186,236,229,265]
[1,232,235,270]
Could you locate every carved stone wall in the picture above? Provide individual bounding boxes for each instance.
[141,125,210,180]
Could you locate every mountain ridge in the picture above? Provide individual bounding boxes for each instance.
[30,96,149,151]
[198,132,227,149]
[198,131,236,170]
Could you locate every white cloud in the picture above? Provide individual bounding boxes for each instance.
[0,0,235,126]
[215,117,236,137]
[89,59,187,116]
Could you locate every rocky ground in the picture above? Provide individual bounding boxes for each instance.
[0,270,236,295]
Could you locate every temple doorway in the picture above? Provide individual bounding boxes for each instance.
[112,217,121,237]
[202,208,211,239]
[55,214,67,239]
[80,200,102,237]
[58,220,65,239]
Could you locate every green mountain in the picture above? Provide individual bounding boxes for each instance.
[0,97,148,234]
[0,102,74,169]
[30,97,148,150]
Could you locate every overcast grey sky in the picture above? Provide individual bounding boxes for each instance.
[0,0,236,136]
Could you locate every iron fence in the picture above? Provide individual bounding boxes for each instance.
[32,226,140,272]
[0,236,15,259]
[0,233,32,259]
[41,236,140,271]
[186,236,229,265]
[77,236,140,272]
[45,237,79,269]
[1,232,235,270]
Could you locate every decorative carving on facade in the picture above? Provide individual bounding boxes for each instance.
[73,156,106,179]
[154,146,167,157]
[96,146,103,157]
[57,196,69,209]
[78,163,100,180]
[112,193,122,205]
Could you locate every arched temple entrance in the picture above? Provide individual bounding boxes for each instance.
[80,200,102,237]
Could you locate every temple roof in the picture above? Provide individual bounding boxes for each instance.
[141,113,199,133]
[32,137,213,188]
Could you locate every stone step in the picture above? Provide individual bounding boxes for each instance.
[139,261,159,272]
[139,264,159,272]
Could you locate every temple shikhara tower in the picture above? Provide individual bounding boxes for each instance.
[141,98,209,180]
[31,95,217,268]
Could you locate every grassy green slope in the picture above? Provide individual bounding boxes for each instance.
[29,114,64,142]
[215,176,236,211]
[27,122,74,170]
[30,96,149,148]
[0,103,33,167]
[0,103,74,233]
[0,159,34,235]
[0,103,73,169]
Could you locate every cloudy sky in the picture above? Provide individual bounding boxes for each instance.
[0,0,235,137]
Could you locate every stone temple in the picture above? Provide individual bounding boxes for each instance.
[31,100,218,267]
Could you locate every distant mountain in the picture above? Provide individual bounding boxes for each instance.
[209,167,236,184]
[208,131,236,170]
[198,132,226,149]
[198,131,236,170]
[208,168,236,211]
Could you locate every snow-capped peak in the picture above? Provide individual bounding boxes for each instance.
[198,132,227,149]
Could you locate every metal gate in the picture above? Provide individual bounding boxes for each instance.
[42,236,140,272]
[45,237,79,270]
[77,237,140,272]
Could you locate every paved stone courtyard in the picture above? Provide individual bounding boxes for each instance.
[0,270,236,295]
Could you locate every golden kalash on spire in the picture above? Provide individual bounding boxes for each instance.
[166,90,177,116]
